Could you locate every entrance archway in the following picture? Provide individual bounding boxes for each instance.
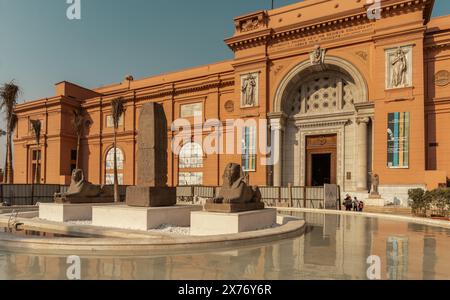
[270,56,372,191]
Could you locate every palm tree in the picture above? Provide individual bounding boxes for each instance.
[0,82,20,184]
[111,97,125,203]
[0,129,5,181]
[30,119,42,184]
[71,108,84,170]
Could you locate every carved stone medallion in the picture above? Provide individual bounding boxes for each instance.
[435,70,450,86]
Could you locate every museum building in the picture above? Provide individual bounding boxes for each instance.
[12,0,450,204]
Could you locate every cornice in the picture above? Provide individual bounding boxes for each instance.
[295,118,351,129]
[135,79,235,102]
[226,0,432,52]
[14,96,81,114]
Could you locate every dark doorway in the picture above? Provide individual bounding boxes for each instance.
[306,135,337,186]
[311,153,331,186]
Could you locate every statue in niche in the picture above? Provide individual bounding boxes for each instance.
[370,173,381,198]
[54,169,114,203]
[310,45,326,65]
[241,74,257,107]
[391,47,408,87]
[205,163,263,213]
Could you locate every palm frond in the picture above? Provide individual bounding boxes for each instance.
[30,119,41,144]
[111,97,125,129]
[0,81,20,114]
[71,108,84,135]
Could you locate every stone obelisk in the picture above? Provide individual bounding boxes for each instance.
[126,102,176,207]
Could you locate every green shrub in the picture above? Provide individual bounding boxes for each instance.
[408,188,428,216]
[409,188,450,218]
[430,189,450,217]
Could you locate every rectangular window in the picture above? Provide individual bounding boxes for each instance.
[178,172,203,186]
[242,126,256,172]
[106,115,124,128]
[71,150,78,161]
[180,103,202,118]
[32,150,41,161]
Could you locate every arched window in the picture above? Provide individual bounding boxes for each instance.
[105,147,124,185]
[178,142,203,186]
[179,142,203,169]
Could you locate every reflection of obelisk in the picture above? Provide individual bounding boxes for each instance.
[126,102,176,207]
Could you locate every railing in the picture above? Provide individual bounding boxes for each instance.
[0,184,128,206]
[176,185,325,209]
[0,184,327,209]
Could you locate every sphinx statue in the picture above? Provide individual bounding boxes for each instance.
[205,163,264,213]
[54,169,114,204]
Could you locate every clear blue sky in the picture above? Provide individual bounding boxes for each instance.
[0,0,449,167]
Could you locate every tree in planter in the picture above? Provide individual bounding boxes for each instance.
[30,119,42,184]
[111,97,125,203]
[71,108,84,169]
[0,82,20,184]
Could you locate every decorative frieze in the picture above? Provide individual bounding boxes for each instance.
[310,45,326,66]
[234,11,266,34]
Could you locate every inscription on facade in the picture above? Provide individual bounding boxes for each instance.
[268,23,374,52]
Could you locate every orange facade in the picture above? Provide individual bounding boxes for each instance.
[12,1,450,202]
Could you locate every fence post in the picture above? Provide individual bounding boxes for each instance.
[303,186,307,208]
[288,183,293,208]
[277,186,281,207]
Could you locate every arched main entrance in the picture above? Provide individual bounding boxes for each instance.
[269,56,373,192]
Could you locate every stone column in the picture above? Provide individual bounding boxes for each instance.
[270,118,285,187]
[356,117,370,191]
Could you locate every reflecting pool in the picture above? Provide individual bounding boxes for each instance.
[0,212,449,280]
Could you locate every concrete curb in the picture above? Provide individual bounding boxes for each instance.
[277,207,450,229]
[0,214,306,255]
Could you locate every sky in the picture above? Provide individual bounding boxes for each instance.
[0,0,449,168]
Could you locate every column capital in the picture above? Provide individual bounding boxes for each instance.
[270,117,286,131]
[267,112,287,121]
[356,117,370,125]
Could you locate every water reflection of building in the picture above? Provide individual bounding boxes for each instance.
[370,222,450,280]
[1,216,449,279]
[277,213,372,279]
[386,236,409,280]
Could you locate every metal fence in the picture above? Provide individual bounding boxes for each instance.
[0,184,326,208]
[0,184,128,206]
[176,185,325,209]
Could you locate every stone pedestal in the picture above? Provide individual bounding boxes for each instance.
[92,205,201,231]
[190,208,277,236]
[39,203,116,222]
[126,186,176,207]
[204,202,264,213]
[55,197,114,204]
[365,198,386,207]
